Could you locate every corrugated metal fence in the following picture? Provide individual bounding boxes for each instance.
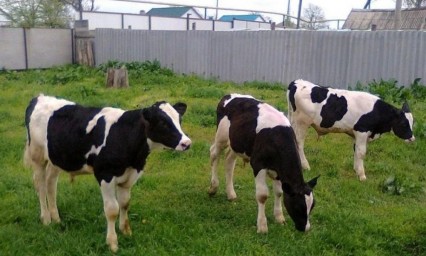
[95,29,426,88]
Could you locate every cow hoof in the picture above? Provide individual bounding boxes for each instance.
[109,244,118,253]
[208,187,217,196]
[51,212,61,223]
[257,226,268,234]
[359,175,367,181]
[275,215,285,224]
[227,191,237,201]
[40,215,51,225]
[120,222,132,236]
[107,239,118,253]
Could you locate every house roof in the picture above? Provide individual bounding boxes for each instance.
[146,6,202,19]
[219,14,265,22]
[342,7,426,30]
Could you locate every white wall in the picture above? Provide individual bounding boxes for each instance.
[75,11,274,31]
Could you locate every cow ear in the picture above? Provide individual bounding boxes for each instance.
[173,103,187,116]
[307,175,320,189]
[142,107,153,122]
[402,102,410,113]
[282,182,295,196]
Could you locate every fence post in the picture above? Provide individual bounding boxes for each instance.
[74,20,95,66]
[23,28,28,69]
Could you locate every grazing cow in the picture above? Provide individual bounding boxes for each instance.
[209,94,319,233]
[287,79,415,181]
[24,94,191,252]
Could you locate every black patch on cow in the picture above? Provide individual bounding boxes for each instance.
[250,126,303,181]
[216,95,232,127]
[47,105,104,171]
[310,86,329,103]
[93,110,150,184]
[354,100,412,140]
[288,81,297,112]
[25,97,38,144]
[319,94,348,128]
[223,97,260,157]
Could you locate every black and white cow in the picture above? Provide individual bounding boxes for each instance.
[209,94,319,233]
[287,79,415,181]
[24,94,191,252]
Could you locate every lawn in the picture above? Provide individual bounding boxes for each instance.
[0,63,425,256]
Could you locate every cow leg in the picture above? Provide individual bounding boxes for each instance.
[32,162,51,225]
[224,150,237,201]
[46,162,61,223]
[272,179,285,224]
[255,169,269,233]
[292,120,311,170]
[209,118,230,196]
[209,143,222,196]
[117,185,132,236]
[354,134,368,181]
[100,180,119,252]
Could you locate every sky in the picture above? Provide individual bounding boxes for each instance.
[98,0,397,22]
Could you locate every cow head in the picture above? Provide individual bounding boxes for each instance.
[283,176,319,232]
[143,101,192,151]
[392,102,415,142]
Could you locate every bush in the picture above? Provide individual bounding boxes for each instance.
[98,60,175,77]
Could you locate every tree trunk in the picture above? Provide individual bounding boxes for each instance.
[106,68,129,88]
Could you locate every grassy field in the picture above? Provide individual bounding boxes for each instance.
[0,64,425,256]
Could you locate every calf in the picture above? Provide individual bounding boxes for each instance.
[209,94,318,233]
[24,94,191,252]
[287,79,415,181]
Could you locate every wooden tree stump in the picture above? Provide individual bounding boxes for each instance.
[106,67,129,88]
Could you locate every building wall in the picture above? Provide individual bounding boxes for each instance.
[77,11,272,31]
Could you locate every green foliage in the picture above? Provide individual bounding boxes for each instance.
[0,64,425,255]
[380,175,423,196]
[410,78,426,99]
[0,0,71,28]
[352,78,426,104]
[98,60,174,77]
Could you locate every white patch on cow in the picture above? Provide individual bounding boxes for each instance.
[85,107,125,159]
[293,80,380,133]
[304,192,314,231]
[159,103,192,151]
[29,95,76,159]
[223,94,255,107]
[405,112,415,142]
[256,103,290,133]
[116,167,144,187]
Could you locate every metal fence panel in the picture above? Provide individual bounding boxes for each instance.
[96,29,426,88]
[0,28,72,70]
[0,28,26,70]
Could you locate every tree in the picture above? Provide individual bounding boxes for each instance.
[302,4,327,30]
[0,0,71,28]
[62,0,96,11]
[402,0,426,8]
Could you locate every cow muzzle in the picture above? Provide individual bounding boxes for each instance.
[176,137,192,151]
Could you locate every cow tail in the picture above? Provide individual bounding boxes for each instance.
[23,143,31,168]
[287,90,293,124]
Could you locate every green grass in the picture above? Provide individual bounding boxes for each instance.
[0,65,425,256]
